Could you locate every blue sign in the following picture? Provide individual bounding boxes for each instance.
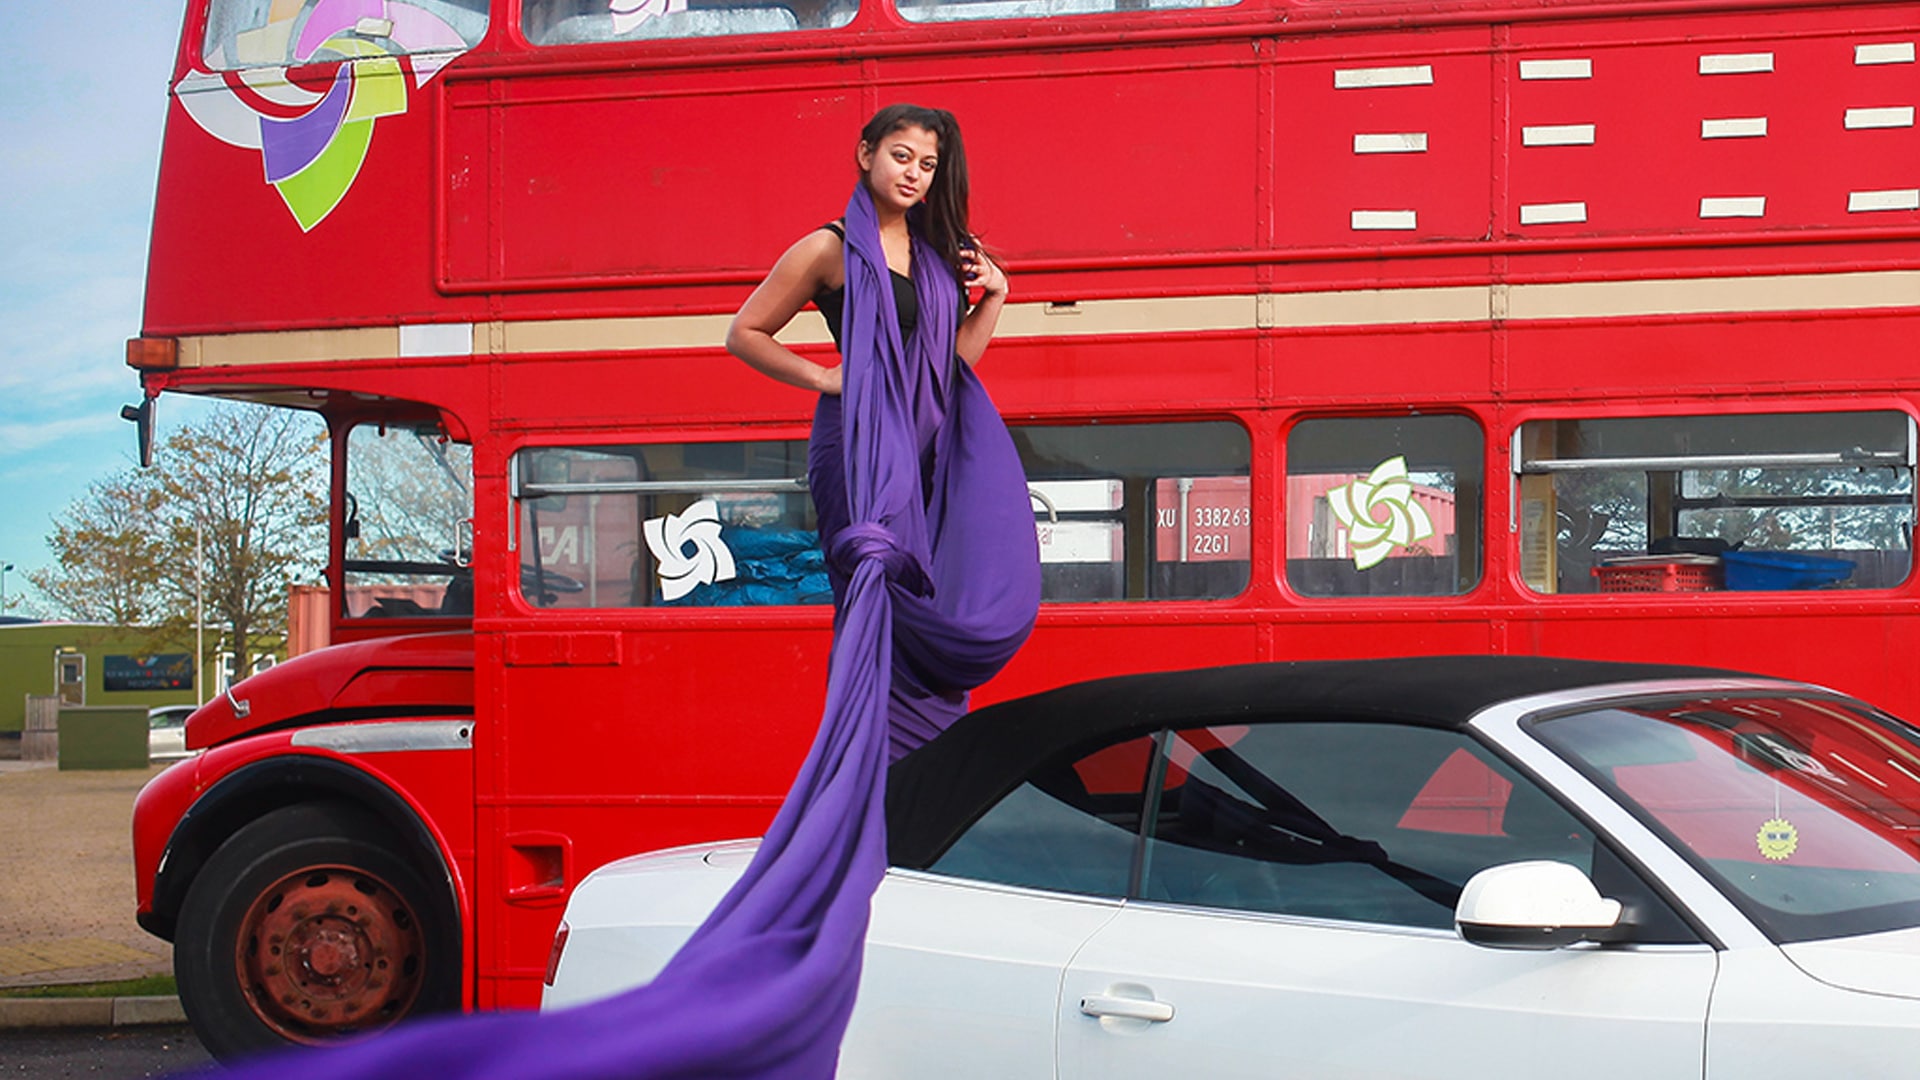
[104,654,193,692]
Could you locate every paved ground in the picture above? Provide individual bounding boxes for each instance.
[0,761,176,990]
[0,1024,214,1076]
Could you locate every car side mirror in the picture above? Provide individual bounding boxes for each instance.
[1455,860,1623,950]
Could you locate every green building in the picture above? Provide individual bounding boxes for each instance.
[0,622,199,739]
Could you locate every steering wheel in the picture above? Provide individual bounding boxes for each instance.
[521,565,586,605]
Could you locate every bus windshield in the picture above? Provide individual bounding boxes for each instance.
[343,422,474,619]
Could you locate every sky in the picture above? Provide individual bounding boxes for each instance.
[0,6,218,616]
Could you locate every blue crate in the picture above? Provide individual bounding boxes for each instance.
[1719,550,1855,591]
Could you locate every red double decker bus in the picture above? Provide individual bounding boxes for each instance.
[129,0,1920,1058]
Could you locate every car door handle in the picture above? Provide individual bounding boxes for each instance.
[1080,994,1175,1023]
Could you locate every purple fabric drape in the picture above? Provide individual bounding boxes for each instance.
[204,186,1038,1079]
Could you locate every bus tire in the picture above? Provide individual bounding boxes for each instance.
[174,801,461,1061]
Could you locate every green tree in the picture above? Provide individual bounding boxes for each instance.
[28,472,169,625]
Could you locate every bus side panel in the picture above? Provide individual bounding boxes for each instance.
[147,80,487,336]
[1267,615,1499,664]
[989,335,1259,416]
[497,351,824,430]
[980,622,1268,707]
[1272,326,1495,404]
[1506,314,1920,401]
[1270,29,1497,251]
[482,625,830,1000]
[495,626,830,797]
[1517,605,1920,712]
[466,78,862,290]
[888,48,1262,262]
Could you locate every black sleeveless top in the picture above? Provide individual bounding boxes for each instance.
[813,222,919,349]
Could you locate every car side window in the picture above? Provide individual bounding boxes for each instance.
[1139,722,1592,929]
[925,735,1155,897]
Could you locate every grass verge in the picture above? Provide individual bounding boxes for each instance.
[0,974,177,999]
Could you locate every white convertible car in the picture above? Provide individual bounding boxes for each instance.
[544,656,1920,1078]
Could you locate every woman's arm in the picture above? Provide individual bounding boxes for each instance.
[955,247,1008,366]
[726,230,844,395]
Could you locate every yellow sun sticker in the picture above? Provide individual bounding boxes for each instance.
[1757,818,1799,861]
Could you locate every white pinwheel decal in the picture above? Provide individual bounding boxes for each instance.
[644,499,737,601]
[611,0,688,32]
[1326,456,1435,570]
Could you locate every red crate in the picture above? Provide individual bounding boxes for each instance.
[1593,559,1722,593]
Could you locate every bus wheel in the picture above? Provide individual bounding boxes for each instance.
[174,802,461,1061]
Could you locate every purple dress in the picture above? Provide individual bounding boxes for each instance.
[204,186,1040,1078]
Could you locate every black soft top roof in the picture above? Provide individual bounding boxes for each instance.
[885,654,1762,868]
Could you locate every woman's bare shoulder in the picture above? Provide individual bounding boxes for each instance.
[778,225,840,269]
[780,223,844,289]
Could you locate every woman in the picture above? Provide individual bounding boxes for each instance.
[725,103,1009,397]
[727,104,1016,624]
[726,104,1043,753]
[206,107,1037,1080]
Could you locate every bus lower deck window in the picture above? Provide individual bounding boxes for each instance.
[508,422,1253,610]
[1285,415,1483,599]
[1516,411,1916,595]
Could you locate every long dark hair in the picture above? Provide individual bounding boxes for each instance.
[858,104,974,280]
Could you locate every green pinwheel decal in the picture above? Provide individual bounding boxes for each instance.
[1326,456,1435,570]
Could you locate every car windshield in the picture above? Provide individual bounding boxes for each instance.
[1531,694,1920,943]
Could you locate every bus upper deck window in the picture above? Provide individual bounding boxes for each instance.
[1515,411,1916,595]
[523,0,856,43]
[203,0,490,69]
[897,0,1235,23]
[1285,415,1483,599]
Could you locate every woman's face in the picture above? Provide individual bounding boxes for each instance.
[858,125,940,215]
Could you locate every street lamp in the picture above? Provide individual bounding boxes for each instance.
[194,523,204,706]
[0,562,13,611]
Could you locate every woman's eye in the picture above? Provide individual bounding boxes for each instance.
[921,160,938,172]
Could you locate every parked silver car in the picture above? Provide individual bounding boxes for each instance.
[547,656,1920,1079]
[148,704,196,762]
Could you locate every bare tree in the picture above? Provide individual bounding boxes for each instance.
[152,405,328,668]
[32,403,327,668]
[346,424,473,566]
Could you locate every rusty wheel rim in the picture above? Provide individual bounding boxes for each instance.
[234,863,426,1044]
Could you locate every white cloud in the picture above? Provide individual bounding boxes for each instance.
[0,5,185,588]
[0,273,147,400]
[0,361,129,401]
[0,412,121,456]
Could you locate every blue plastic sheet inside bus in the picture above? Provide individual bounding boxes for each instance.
[661,527,832,607]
